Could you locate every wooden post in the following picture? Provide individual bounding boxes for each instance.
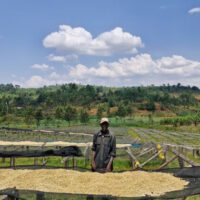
[126,147,140,169]
[74,159,77,169]
[84,145,90,166]
[42,157,47,166]
[2,157,5,163]
[178,157,185,168]
[34,157,39,166]
[10,157,16,168]
[127,152,135,169]
[163,146,168,163]
[64,157,69,168]
[192,149,196,158]
[196,150,200,157]
[2,147,6,164]
[130,159,135,169]
[72,156,75,169]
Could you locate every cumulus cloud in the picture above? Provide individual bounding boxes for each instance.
[48,54,78,63]
[68,54,200,87]
[43,25,143,56]
[31,64,54,71]
[19,54,200,88]
[188,7,200,14]
[69,54,200,79]
[48,54,66,63]
[69,54,156,79]
[24,75,50,88]
[18,71,77,88]
[20,73,71,88]
[156,55,200,75]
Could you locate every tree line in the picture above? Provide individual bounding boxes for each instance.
[0,83,199,127]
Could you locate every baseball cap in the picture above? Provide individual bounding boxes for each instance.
[100,117,109,124]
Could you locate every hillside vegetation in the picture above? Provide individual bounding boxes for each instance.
[0,83,199,131]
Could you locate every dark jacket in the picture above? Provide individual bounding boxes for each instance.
[92,130,116,171]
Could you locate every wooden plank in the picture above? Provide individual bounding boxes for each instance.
[140,150,162,168]
[126,147,138,160]
[171,149,199,167]
[163,143,200,151]
[137,148,155,158]
[156,155,178,170]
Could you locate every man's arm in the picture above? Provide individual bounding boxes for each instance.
[106,156,114,172]
[106,135,116,171]
[92,151,96,170]
[91,134,97,170]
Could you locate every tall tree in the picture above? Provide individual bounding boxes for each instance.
[80,109,89,124]
[96,106,103,120]
[55,107,63,119]
[34,108,43,127]
[24,107,34,125]
[117,104,127,118]
[64,106,77,126]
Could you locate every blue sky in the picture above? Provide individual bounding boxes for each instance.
[0,0,200,87]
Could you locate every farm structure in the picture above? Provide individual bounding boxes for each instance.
[0,127,200,199]
[0,126,200,171]
[0,140,200,170]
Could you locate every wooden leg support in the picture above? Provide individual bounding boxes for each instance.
[171,149,199,167]
[10,157,16,168]
[156,155,178,170]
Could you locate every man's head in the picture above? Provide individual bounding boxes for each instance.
[100,117,109,132]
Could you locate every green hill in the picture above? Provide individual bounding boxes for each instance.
[0,83,199,130]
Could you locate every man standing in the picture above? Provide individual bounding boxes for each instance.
[91,117,116,172]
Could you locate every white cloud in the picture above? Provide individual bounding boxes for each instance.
[21,73,70,88]
[69,54,156,79]
[188,7,200,14]
[69,54,200,79]
[19,71,74,88]
[156,55,200,76]
[43,25,143,56]
[48,54,78,63]
[18,54,200,88]
[31,64,54,71]
[24,75,50,88]
[69,54,200,86]
[49,72,60,79]
[48,54,66,62]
